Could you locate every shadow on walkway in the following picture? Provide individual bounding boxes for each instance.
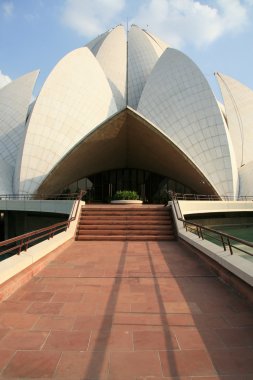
[0,239,252,379]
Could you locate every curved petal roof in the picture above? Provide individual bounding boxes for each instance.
[0,159,13,194]
[239,161,253,196]
[86,29,111,55]
[18,47,117,194]
[37,108,217,196]
[216,72,253,168]
[88,25,127,111]
[138,48,238,196]
[2,25,250,198]
[127,25,168,109]
[0,70,39,167]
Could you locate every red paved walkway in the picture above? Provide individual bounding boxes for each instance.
[0,240,252,379]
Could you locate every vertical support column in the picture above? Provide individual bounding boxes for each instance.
[109,183,113,198]
[141,184,145,201]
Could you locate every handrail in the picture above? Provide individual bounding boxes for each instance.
[0,192,80,200]
[172,192,253,201]
[0,191,85,258]
[170,193,253,257]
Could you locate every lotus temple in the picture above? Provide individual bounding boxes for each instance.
[1,25,253,380]
[1,24,253,201]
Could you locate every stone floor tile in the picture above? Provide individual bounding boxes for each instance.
[191,314,230,329]
[97,302,131,314]
[173,327,225,350]
[2,351,61,378]
[0,301,31,313]
[80,269,106,277]
[0,330,48,350]
[18,291,54,302]
[0,350,13,371]
[164,313,196,327]
[159,349,217,377]
[217,327,253,347]
[0,313,39,329]
[8,281,46,299]
[135,377,190,380]
[133,330,179,351]
[112,293,146,304]
[131,302,161,313]
[43,330,91,351]
[190,376,253,380]
[1,239,252,379]
[60,301,97,316]
[222,312,253,327]
[44,283,74,292]
[163,301,202,314]
[26,302,63,315]
[109,351,162,379]
[32,315,75,331]
[197,299,250,314]
[38,267,82,278]
[88,329,133,352]
[209,347,253,375]
[50,291,84,303]
[0,329,9,342]
[54,350,109,379]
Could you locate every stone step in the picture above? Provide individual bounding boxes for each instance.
[76,206,176,241]
[80,207,168,211]
[81,211,169,216]
[77,224,173,230]
[77,229,175,236]
[78,219,172,225]
[81,207,168,210]
[79,216,171,221]
[76,235,175,241]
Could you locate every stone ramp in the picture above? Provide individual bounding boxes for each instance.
[76,205,176,241]
[0,240,252,379]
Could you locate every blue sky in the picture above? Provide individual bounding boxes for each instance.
[1,0,253,100]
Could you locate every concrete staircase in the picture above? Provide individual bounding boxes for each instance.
[75,206,176,241]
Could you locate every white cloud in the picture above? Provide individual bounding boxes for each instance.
[60,0,251,48]
[132,0,250,48]
[61,0,125,37]
[1,1,14,17]
[0,70,11,89]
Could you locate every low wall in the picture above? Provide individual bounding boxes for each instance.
[179,200,253,215]
[170,202,253,303]
[0,201,85,300]
[0,199,74,214]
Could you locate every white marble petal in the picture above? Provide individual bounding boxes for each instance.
[239,161,253,196]
[216,72,253,168]
[138,48,238,197]
[127,25,168,109]
[90,25,127,111]
[0,71,39,167]
[0,159,13,194]
[18,47,117,194]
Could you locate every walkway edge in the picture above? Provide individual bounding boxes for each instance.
[171,204,253,303]
[0,201,85,300]
[0,239,73,301]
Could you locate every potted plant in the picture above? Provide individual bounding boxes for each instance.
[111,190,143,204]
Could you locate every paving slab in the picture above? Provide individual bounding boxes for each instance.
[0,240,252,379]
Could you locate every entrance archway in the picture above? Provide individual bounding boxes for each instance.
[37,108,218,198]
[73,169,194,203]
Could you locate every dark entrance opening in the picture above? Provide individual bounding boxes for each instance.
[86,168,194,203]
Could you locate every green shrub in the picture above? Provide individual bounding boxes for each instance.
[113,190,140,200]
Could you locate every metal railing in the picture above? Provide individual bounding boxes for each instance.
[0,192,80,200]
[172,192,253,201]
[0,191,84,259]
[171,193,253,257]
